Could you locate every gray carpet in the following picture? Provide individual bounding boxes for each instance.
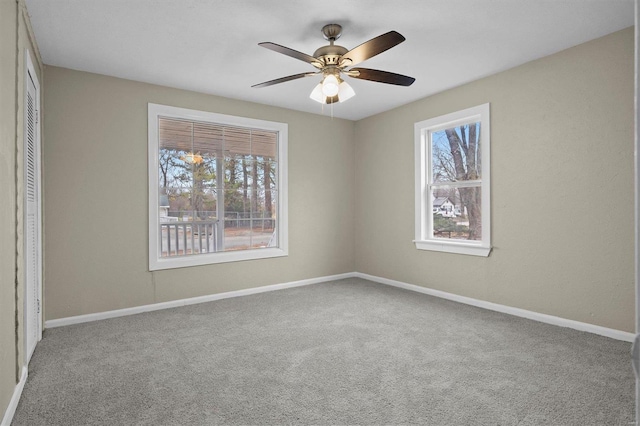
[12,278,634,425]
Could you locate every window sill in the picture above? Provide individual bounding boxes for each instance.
[150,247,288,271]
[414,240,491,257]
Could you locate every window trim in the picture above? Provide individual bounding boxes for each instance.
[414,103,491,257]
[148,103,288,271]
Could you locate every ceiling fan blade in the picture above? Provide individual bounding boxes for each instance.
[340,31,405,67]
[252,72,318,88]
[258,42,323,67]
[349,68,415,86]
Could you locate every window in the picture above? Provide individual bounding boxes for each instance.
[148,104,288,270]
[414,103,491,256]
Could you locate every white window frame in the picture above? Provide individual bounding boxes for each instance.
[148,103,288,270]
[414,103,491,256]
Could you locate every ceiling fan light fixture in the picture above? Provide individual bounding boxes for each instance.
[337,80,355,103]
[321,74,340,97]
[309,83,325,103]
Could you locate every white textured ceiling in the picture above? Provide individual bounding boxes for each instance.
[25,0,634,121]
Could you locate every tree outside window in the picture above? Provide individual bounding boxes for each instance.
[431,122,481,241]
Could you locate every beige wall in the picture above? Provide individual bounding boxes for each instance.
[43,67,355,319]
[0,0,19,416]
[355,28,634,332]
[0,0,43,420]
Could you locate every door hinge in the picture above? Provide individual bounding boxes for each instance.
[35,109,39,125]
[37,298,40,314]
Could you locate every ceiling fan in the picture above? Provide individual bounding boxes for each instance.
[252,24,416,104]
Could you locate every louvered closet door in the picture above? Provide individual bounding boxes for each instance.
[25,66,41,363]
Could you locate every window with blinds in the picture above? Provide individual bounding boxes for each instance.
[149,104,288,270]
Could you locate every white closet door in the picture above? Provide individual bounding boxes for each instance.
[25,52,41,364]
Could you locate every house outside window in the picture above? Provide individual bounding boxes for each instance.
[148,104,288,270]
[414,103,491,256]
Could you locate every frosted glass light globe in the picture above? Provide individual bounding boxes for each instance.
[321,74,340,97]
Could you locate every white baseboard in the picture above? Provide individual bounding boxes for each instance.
[356,272,634,342]
[45,271,633,342]
[45,272,356,328]
[1,366,27,426]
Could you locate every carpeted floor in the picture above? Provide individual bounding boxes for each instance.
[12,278,634,425]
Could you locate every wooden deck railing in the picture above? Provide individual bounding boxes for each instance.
[160,220,218,257]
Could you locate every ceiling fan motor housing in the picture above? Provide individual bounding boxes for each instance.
[315,24,349,67]
[313,45,348,66]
